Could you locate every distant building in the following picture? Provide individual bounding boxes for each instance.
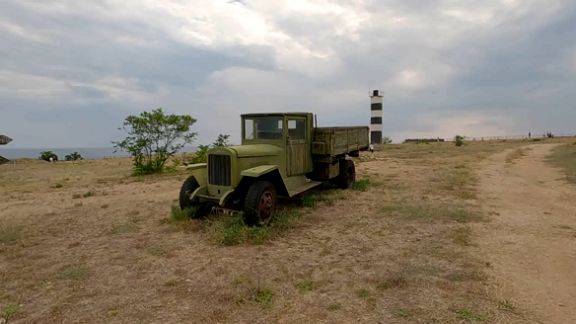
[0,135,12,145]
[370,90,383,144]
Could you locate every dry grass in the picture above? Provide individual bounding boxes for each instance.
[505,147,532,164]
[0,140,533,322]
[548,143,576,184]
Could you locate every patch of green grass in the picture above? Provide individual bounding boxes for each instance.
[203,209,302,246]
[327,303,341,311]
[170,205,196,221]
[253,288,274,308]
[392,308,412,318]
[381,202,482,223]
[0,224,22,245]
[296,280,315,294]
[497,299,517,312]
[300,194,317,208]
[56,264,89,281]
[356,288,370,299]
[352,178,371,191]
[1,303,21,320]
[451,226,472,246]
[146,244,168,257]
[548,144,576,185]
[454,308,486,322]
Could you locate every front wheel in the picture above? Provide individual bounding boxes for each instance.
[336,159,356,189]
[179,176,212,218]
[243,181,277,226]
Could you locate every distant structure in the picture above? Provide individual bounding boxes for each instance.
[0,134,12,164]
[0,134,12,145]
[370,90,383,144]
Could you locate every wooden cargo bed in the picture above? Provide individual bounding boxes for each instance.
[312,126,369,156]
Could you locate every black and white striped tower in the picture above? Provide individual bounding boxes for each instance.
[370,90,383,144]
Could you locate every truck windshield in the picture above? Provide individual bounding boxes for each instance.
[244,116,284,140]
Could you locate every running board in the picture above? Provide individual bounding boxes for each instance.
[285,177,323,197]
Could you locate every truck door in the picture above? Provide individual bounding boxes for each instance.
[286,117,310,176]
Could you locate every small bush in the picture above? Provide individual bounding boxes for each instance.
[454,135,465,147]
[190,145,210,164]
[39,151,58,162]
[352,178,371,191]
[65,152,83,161]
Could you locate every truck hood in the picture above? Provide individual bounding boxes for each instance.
[228,144,282,158]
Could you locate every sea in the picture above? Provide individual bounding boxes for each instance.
[0,147,197,160]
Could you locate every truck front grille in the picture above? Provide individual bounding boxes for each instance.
[208,154,231,186]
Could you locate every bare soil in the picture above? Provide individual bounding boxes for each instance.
[476,143,576,323]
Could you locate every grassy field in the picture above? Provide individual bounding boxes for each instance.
[548,142,576,185]
[0,139,562,322]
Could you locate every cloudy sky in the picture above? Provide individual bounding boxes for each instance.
[1,0,575,148]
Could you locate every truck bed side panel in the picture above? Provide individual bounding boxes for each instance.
[312,127,369,156]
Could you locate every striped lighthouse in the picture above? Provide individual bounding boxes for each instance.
[370,90,383,144]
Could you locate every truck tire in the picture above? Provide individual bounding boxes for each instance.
[337,159,356,189]
[179,176,211,218]
[243,181,277,226]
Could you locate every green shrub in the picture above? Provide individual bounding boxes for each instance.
[65,152,83,161]
[113,108,197,175]
[39,151,58,162]
[454,135,465,147]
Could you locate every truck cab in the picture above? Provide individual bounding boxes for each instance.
[179,112,368,225]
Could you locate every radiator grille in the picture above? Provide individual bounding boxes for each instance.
[208,154,231,186]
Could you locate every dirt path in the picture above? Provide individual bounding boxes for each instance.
[477,144,576,323]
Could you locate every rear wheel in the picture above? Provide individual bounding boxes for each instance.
[336,159,356,189]
[179,176,212,218]
[243,181,277,226]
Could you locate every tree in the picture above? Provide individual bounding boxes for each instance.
[454,135,465,147]
[39,151,58,162]
[65,152,84,161]
[113,108,197,175]
[213,134,231,147]
[382,136,392,144]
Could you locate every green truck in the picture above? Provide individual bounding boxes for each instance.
[179,112,369,225]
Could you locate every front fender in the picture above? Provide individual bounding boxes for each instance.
[239,165,289,197]
[186,163,207,188]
